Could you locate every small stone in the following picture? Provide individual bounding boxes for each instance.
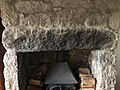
[1,2,18,27]
[77,0,94,10]
[109,11,120,31]
[93,0,120,12]
[51,0,93,9]
[19,13,52,27]
[85,13,108,29]
[15,1,50,14]
[19,14,39,26]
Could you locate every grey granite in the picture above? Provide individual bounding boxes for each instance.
[0,0,119,90]
[2,27,116,51]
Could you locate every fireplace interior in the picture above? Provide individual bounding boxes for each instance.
[44,51,78,90]
[17,50,94,90]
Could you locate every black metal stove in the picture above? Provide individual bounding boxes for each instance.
[44,51,78,90]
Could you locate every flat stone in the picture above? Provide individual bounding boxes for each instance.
[1,2,18,27]
[89,50,117,90]
[3,50,19,90]
[109,11,120,31]
[19,8,87,27]
[2,27,115,51]
[51,0,94,9]
[1,0,120,30]
[19,13,52,27]
[15,1,50,14]
[93,0,120,12]
[85,13,108,29]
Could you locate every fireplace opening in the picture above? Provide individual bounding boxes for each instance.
[17,49,95,90]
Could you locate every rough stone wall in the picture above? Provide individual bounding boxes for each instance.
[0,0,119,51]
[0,0,119,90]
[3,49,19,90]
[0,0,120,29]
[89,50,117,90]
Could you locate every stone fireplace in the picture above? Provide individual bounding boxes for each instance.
[0,0,120,90]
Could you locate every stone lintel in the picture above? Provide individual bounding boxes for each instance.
[2,27,116,51]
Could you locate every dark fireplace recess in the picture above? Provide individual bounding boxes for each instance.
[44,51,78,90]
[17,50,91,90]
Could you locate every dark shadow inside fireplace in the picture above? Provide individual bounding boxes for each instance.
[17,50,91,90]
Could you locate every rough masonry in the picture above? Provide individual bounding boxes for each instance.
[0,0,120,90]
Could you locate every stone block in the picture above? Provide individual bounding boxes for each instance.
[109,11,120,31]
[19,13,52,27]
[93,0,120,12]
[15,1,50,14]
[51,0,93,9]
[1,2,18,27]
[85,13,108,29]
[2,26,116,51]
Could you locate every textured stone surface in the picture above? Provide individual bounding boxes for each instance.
[109,11,120,31]
[93,0,120,12]
[1,2,18,27]
[0,0,120,29]
[89,50,117,90]
[1,0,119,90]
[66,50,91,73]
[1,0,119,51]
[85,13,109,29]
[15,1,50,14]
[2,27,116,51]
[3,49,19,90]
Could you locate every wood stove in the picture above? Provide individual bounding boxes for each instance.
[44,51,78,90]
[44,63,78,90]
[17,50,91,90]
